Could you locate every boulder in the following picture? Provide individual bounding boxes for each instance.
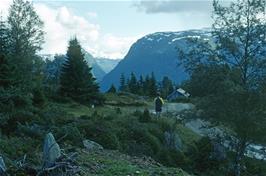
[83,139,103,151]
[0,156,6,174]
[211,141,227,161]
[164,131,183,151]
[43,133,61,168]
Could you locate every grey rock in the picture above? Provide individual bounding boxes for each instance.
[83,140,103,151]
[43,133,61,168]
[164,131,183,151]
[0,157,6,174]
[211,141,227,161]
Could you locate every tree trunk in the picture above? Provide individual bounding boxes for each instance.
[234,140,247,176]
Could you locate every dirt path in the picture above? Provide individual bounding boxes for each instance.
[149,102,194,114]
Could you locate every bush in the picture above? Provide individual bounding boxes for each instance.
[138,108,151,123]
[0,136,40,162]
[78,119,120,150]
[56,125,83,146]
[32,87,46,107]
[157,148,189,167]
[1,110,38,135]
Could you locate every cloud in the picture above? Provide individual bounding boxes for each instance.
[0,0,12,19]
[133,0,213,14]
[90,34,139,59]
[0,0,137,59]
[35,4,101,55]
[34,3,137,59]
[87,12,98,18]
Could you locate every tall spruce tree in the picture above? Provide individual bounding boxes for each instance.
[128,72,138,94]
[149,72,157,96]
[143,75,150,95]
[59,38,102,105]
[138,75,144,95]
[180,0,266,175]
[119,73,126,91]
[161,76,174,98]
[107,84,117,93]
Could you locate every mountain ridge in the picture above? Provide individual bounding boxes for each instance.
[100,29,212,91]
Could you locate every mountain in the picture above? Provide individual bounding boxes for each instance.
[95,58,121,73]
[100,29,211,91]
[82,50,106,81]
[40,50,108,82]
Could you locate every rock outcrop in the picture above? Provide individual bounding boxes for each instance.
[43,132,61,168]
[83,139,104,151]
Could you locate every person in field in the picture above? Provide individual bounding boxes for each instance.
[154,92,164,117]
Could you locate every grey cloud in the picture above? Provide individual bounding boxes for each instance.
[133,0,226,14]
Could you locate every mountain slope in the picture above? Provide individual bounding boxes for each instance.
[100,29,211,91]
[95,57,121,73]
[82,49,107,81]
[41,51,107,82]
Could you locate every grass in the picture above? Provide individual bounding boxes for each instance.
[78,149,191,176]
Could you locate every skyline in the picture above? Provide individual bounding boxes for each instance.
[0,0,226,59]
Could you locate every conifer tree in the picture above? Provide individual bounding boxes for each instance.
[59,38,102,105]
[107,84,117,93]
[149,72,157,96]
[119,73,126,91]
[161,76,174,98]
[138,75,144,95]
[143,75,150,95]
[128,72,138,94]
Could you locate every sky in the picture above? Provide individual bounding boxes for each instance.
[0,0,222,59]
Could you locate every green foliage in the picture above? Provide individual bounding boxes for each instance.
[32,87,46,107]
[115,107,122,114]
[0,54,13,89]
[138,108,151,123]
[118,72,161,97]
[119,73,126,91]
[57,125,83,146]
[8,0,44,56]
[160,76,174,98]
[7,0,44,99]
[59,38,103,105]
[107,84,117,93]
[79,119,120,150]
[0,136,40,161]
[145,72,158,97]
[179,1,266,175]
[0,15,9,54]
[128,72,138,94]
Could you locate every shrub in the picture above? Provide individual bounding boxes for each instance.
[138,108,151,123]
[79,119,120,150]
[116,107,122,114]
[157,148,188,167]
[1,110,38,135]
[0,136,40,162]
[32,87,46,107]
[56,125,83,146]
